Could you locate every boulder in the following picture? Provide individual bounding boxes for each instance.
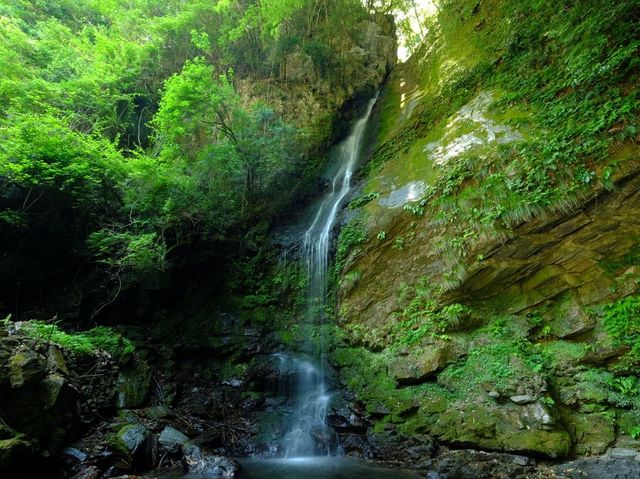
[182,447,239,476]
[8,347,46,388]
[389,342,451,385]
[510,394,535,405]
[367,430,436,465]
[0,433,31,468]
[46,346,69,375]
[430,401,570,458]
[109,423,148,455]
[158,425,190,450]
[564,412,615,455]
[115,363,151,409]
[427,449,540,479]
[310,423,338,454]
[39,373,66,409]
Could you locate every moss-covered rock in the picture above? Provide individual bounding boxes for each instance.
[108,423,148,456]
[564,412,616,456]
[429,400,570,457]
[39,373,66,410]
[115,362,151,409]
[334,0,640,459]
[8,347,46,388]
[388,341,452,385]
[0,434,31,469]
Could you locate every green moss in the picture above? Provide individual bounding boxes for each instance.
[359,0,640,269]
[542,341,589,370]
[438,316,545,396]
[334,218,367,275]
[0,435,31,468]
[389,277,470,345]
[348,192,380,210]
[22,321,134,360]
[219,362,248,381]
[115,364,151,409]
[107,423,147,456]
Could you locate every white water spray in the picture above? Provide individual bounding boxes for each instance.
[283,95,378,457]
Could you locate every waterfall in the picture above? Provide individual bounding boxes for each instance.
[282,95,378,457]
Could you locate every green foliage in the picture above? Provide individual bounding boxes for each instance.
[23,321,135,360]
[0,113,124,205]
[87,230,166,278]
[2,0,370,302]
[348,192,380,209]
[228,249,307,314]
[601,295,640,358]
[608,376,640,409]
[390,277,469,345]
[334,219,367,274]
[441,337,545,396]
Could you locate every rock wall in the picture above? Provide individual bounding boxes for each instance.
[333,0,640,461]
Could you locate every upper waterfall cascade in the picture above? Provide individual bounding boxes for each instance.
[282,95,378,457]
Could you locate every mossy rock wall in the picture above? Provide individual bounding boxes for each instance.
[334,0,640,459]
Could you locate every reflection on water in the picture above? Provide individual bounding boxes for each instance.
[160,457,424,479]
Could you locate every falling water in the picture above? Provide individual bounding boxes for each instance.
[282,95,378,457]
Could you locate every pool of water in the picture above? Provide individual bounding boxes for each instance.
[161,457,424,479]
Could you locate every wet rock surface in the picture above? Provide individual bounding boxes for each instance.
[365,429,437,467]
[554,457,640,479]
[182,447,239,476]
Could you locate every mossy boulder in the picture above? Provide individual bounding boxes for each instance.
[115,362,151,409]
[8,347,46,388]
[39,373,67,410]
[388,341,452,385]
[429,400,571,458]
[564,412,616,455]
[0,434,31,469]
[108,423,148,455]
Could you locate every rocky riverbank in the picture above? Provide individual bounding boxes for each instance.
[2,317,640,479]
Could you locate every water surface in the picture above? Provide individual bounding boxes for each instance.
[164,457,424,479]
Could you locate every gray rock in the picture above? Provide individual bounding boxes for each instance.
[608,448,639,459]
[223,379,244,387]
[40,373,66,409]
[47,346,69,375]
[556,457,640,479]
[158,425,190,449]
[183,447,239,476]
[113,423,147,454]
[62,447,87,462]
[510,394,535,404]
[524,401,554,426]
[9,347,46,388]
[510,454,535,466]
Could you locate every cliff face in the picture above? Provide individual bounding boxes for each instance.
[238,13,397,169]
[334,0,640,458]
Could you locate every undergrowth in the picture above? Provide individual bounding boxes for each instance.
[23,321,135,360]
